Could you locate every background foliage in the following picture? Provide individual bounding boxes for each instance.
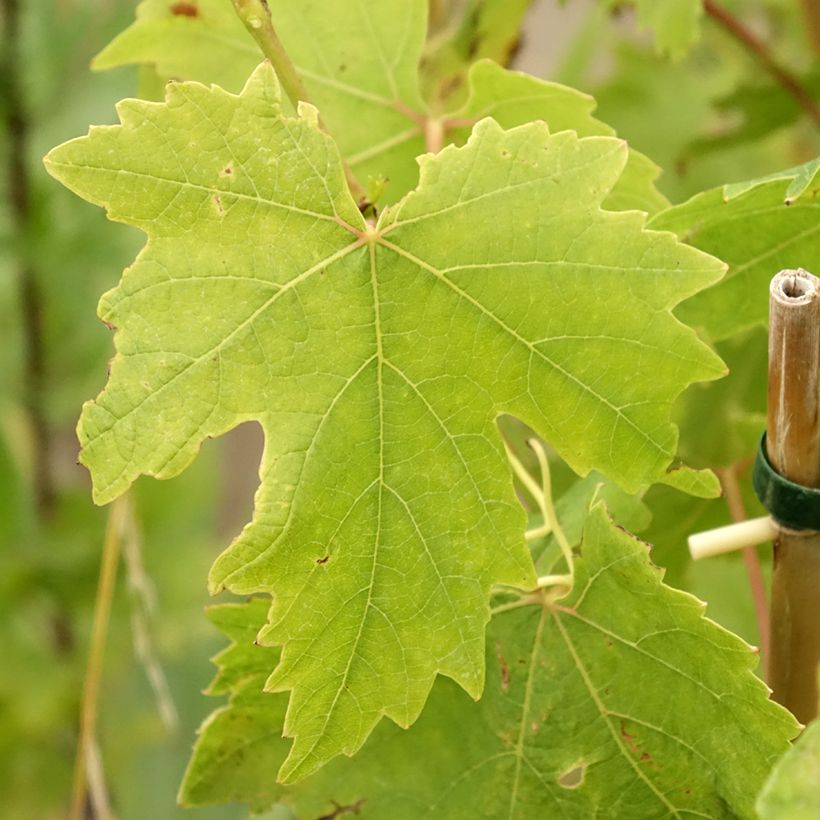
[2,0,819,817]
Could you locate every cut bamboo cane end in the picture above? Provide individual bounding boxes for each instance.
[688,516,778,560]
[770,268,819,306]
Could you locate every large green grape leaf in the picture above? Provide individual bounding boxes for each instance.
[45,64,724,780]
[650,156,820,341]
[757,719,820,820]
[92,0,666,209]
[182,505,797,817]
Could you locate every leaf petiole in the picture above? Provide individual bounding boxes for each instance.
[230,0,367,202]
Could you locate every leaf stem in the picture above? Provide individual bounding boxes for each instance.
[70,497,128,820]
[703,0,820,128]
[231,0,310,111]
[230,0,367,202]
[536,573,573,589]
[491,594,541,616]
[528,439,574,583]
[718,465,770,671]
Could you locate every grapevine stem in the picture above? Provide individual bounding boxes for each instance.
[717,465,770,671]
[230,0,367,202]
[70,497,128,820]
[703,0,820,128]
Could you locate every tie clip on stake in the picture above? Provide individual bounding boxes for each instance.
[687,269,820,724]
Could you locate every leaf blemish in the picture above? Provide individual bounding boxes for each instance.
[213,194,224,214]
[316,555,329,565]
[558,764,586,789]
[495,641,510,692]
[169,1,198,17]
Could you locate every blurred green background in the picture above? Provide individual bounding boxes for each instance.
[2,1,817,818]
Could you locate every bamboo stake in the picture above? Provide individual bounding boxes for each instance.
[766,269,820,724]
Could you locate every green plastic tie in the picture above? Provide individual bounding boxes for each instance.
[753,433,820,531]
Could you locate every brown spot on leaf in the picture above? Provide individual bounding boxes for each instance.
[495,641,510,692]
[316,555,329,565]
[558,764,586,789]
[213,194,224,214]
[221,164,233,176]
[170,1,198,17]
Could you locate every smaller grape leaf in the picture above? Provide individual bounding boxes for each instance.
[182,504,798,818]
[453,59,668,214]
[649,156,820,341]
[605,0,703,59]
[757,719,820,820]
[180,598,288,812]
[93,0,259,92]
[686,70,820,159]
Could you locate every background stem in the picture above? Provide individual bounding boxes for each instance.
[800,0,820,55]
[718,466,770,671]
[703,0,820,128]
[70,497,127,820]
[1,0,54,517]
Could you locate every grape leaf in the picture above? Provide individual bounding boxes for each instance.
[687,70,820,159]
[180,599,288,812]
[92,0,666,209]
[757,719,820,820]
[182,505,797,817]
[453,59,668,214]
[44,64,724,780]
[605,0,703,59]
[93,0,259,93]
[650,156,820,341]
